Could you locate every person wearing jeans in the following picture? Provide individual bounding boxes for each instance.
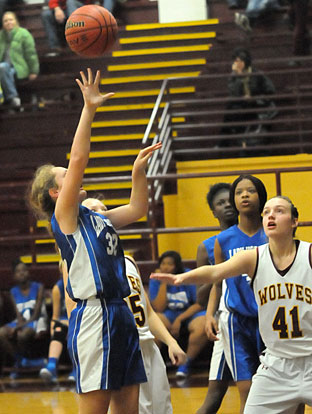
[235,0,281,31]
[0,11,39,108]
[41,0,117,56]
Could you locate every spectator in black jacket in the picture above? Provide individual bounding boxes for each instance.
[220,47,277,149]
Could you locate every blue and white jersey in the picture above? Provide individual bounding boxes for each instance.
[51,205,129,302]
[11,281,42,320]
[55,278,67,321]
[203,235,217,265]
[149,280,197,311]
[217,225,267,317]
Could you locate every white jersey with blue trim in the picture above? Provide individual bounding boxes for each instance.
[217,224,267,317]
[51,205,129,301]
[124,257,154,342]
[253,241,312,358]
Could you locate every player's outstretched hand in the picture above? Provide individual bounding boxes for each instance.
[76,68,114,108]
[132,142,162,173]
[150,272,183,285]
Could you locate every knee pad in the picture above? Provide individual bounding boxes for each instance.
[51,320,68,344]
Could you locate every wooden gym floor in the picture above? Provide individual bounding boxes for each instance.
[0,368,311,414]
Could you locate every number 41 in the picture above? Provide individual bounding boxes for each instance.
[272,306,303,339]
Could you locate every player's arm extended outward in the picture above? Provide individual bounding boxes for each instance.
[150,248,257,286]
[106,143,161,229]
[55,69,114,235]
[145,292,186,366]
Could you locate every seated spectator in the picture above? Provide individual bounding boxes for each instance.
[0,11,39,110]
[149,250,209,379]
[235,0,281,31]
[220,47,277,148]
[42,0,118,57]
[0,260,48,378]
[39,262,75,383]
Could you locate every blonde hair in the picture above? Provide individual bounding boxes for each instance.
[2,11,19,28]
[27,164,57,220]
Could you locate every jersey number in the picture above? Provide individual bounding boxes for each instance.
[272,306,303,339]
[106,233,118,256]
[128,294,146,327]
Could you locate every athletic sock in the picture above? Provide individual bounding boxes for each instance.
[46,358,58,374]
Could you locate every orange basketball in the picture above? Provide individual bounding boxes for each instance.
[65,5,118,57]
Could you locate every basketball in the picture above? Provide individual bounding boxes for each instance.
[65,5,118,57]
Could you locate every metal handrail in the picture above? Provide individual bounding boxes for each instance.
[142,78,169,145]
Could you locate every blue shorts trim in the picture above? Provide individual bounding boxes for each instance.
[221,312,264,381]
[68,297,147,393]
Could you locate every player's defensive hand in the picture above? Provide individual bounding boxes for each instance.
[132,142,162,173]
[150,272,183,285]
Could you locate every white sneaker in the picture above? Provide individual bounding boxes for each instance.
[9,97,21,107]
[235,12,252,32]
[39,367,57,383]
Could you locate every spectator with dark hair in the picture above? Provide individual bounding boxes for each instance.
[235,0,281,32]
[149,250,209,379]
[0,11,39,109]
[220,47,277,149]
[0,260,48,379]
